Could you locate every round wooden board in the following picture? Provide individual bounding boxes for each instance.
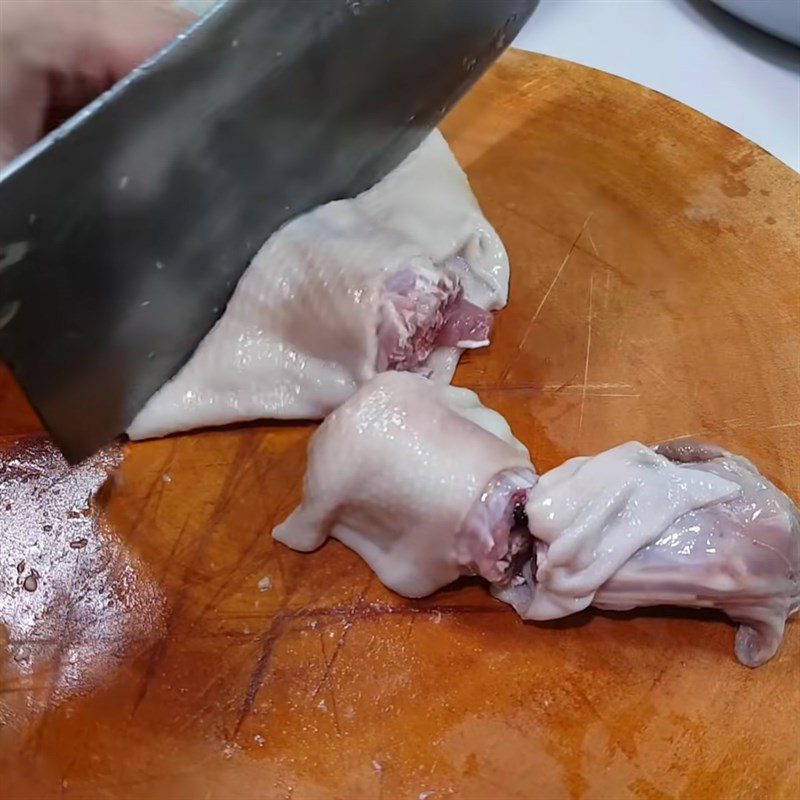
[1,50,799,800]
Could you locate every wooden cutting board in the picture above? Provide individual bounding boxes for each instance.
[1,50,798,800]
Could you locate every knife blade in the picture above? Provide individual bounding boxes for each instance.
[0,0,537,461]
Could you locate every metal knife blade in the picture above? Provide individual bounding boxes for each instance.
[0,0,537,461]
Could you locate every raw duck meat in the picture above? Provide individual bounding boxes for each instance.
[495,440,800,667]
[128,131,508,440]
[273,372,537,597]
[276,380,799,665]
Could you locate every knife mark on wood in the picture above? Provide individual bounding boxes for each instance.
[577,271,596,440]
[127,441,176,537]
[158,516,192,583]
[129,637,170,719]
[131,436,260,716]
[232,615,288,738]
[499,212,593,383]
[310,574,373,704]
[190,445,306,625]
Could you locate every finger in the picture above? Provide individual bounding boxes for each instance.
[0,1,196,163]
[90,0,197,82]
[0,57,48,166]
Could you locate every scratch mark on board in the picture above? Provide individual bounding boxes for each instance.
[542,382,637,396]
[231,615,287,737]
[499,212,594,382]
[577,272,596,439]
[130,438,261,716]
[309,573,373,703]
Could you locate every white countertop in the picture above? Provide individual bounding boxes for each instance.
[513,0,800,172]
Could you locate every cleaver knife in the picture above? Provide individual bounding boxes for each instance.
[0,0,537,462]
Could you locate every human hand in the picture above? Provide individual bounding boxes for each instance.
[0,0,193,165]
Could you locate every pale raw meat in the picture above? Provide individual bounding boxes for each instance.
[499,441,742,620]
[594,441,800,667]
[495,440,800,667]
[273,372,536,597]
[128,131,508,440]
[276,382,798,665]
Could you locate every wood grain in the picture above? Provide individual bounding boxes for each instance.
[1,50,799,800]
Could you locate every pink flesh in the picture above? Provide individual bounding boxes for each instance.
[435,296,493,347]
[455,468,537,584]
[378,267,493,373]
[493,441,800,668]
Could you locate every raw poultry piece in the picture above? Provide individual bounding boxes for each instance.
[128,131,508,440]
[273,372,537,597]
[275,377,799,665]
[495,440,800,667]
